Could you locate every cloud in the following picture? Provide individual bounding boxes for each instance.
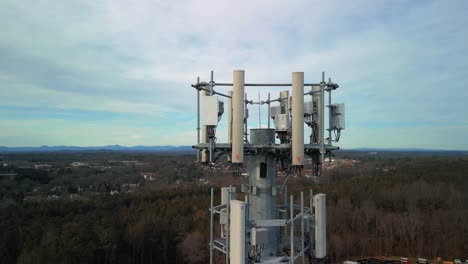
[0,0,467,148]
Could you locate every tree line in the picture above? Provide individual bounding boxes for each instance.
[1,153,467,263]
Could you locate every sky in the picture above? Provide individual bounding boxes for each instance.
[0,0,467,150]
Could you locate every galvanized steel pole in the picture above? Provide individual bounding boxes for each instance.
[267,93,271,129]
[301,192,305,264]
[226,186,231,264]
[210,188,214,264]
[197,77,200,162]
[290,195,294,263]
[320,72,325,163]
[328,78,332,145]
[309,189,314,257]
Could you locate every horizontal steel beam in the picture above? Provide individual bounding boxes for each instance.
[254,219,288,227]
[192,82,339,89]
[215,82,338,88]
[192,143,339,151]
[213,245,226,254]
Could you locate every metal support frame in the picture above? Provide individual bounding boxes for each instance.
[214,82,338,87]
[193,143,339,152]
[199,70,336,264]
[191,70,339,108]
[209,186,319,264]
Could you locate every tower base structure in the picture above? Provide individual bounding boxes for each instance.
[209,187,326,264]
[208,129,327,264]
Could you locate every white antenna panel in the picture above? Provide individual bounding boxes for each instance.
[270,106,280,118]
[250,227,268,246]
[202,95,219,126]
[331,103,345,130]
[304,101,313,115]
[274,114,289,131]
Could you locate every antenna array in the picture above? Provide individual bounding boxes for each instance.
[191,70,345,264]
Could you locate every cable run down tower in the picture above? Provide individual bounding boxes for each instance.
[192,70,345,264]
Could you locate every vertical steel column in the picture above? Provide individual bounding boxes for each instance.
[328,78,332,145]
[209,138,213,164]
[284,185,288,238]
[284,185,288,206]
[244,194,249,264]
[290,195,294,263]
[197,77,200,162]
[228,91,233,144]
[267,93,271,129]
[226,185,231,264]
[209,71,214,164]
[301,192,305,264]
[210,188,214,264]
[309,189,314,256]
[320,72,325,163]
[309,189,315,263]
[210,71,214,95]
[244,93,248,142]
[258,92,261,128]
[309,86,312,144]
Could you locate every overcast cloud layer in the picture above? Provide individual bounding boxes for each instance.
[1,0,467,149]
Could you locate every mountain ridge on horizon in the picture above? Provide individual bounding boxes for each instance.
[0,145,466,153]
[0,145,194,153]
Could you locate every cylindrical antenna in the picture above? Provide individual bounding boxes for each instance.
[292,72,304,166]
[232,70,245,164]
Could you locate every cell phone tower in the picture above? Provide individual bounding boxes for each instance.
[192,70,345,264]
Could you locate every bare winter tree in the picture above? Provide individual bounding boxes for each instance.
[178,232,207,264]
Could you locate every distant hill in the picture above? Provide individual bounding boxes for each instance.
[0,145,195,153]
[339,148,468,156]
[343,147,467,152]
[0,145,465,154]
